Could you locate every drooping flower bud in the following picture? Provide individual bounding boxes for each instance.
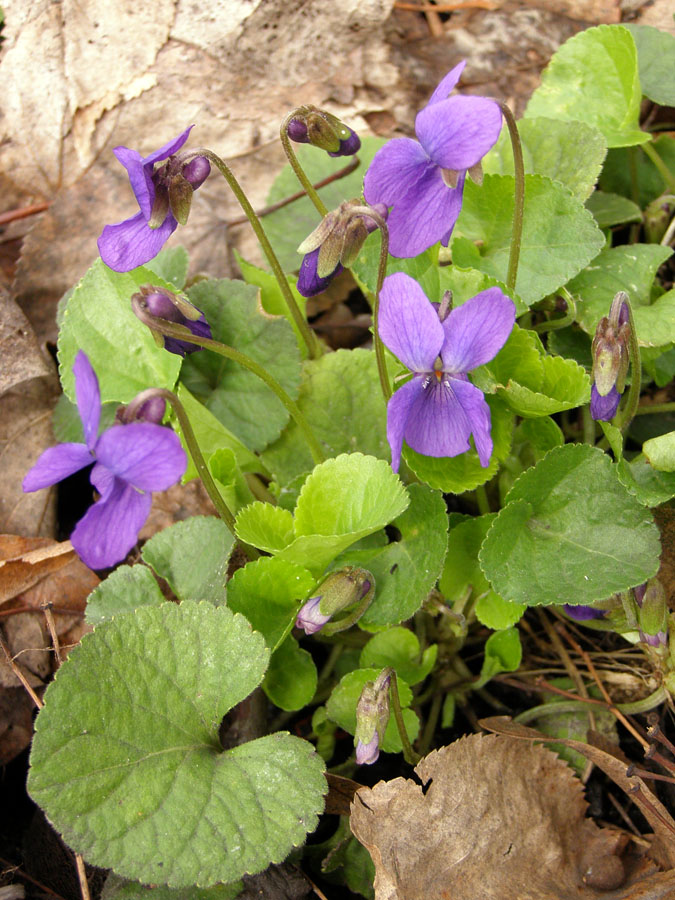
[116,394,166,425]
[149,154,211,228]
[636,577,668,648]
[132,285,212,356]
[296,200,388,297]
[286,106,361,157]
[354,668,391,765]
[295,566,374,635]
[590,291,631,422]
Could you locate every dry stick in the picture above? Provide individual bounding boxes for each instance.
[0,853,68,900]
[42,603,61,665]
[556,622,650,751]
[0,604,85,619]
[0,631,42,709]
[0,202,50,226]
[538,610,597,733]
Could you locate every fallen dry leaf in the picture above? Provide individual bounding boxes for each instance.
[0,535,75,606]
[350,733,675,900]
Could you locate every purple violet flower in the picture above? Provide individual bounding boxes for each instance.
[98,126,209,273]
[23,352,187,570]
[379,272,515,472]
[142,290,212,356]
[590,384,621,421]
[355,735,380,766]
[297,248,343,298]
[563,604,606,621]
[296,595,331,635]
[363,61,502,258]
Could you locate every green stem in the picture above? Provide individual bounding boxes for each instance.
[126,388,241,542]
[416,688,443,758]
[389,670,420,765]
[474,484,491,515]
[192,149,321,360]
[280,114,329,217]
[581,406,596,446]
[532,289,577,333]
[498,102,525,294]
[616,298,642,433]
[642,141,675,193]
[132,300,325,466]
[636,402,675,415]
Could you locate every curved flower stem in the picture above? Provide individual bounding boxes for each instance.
[389,670,420,765]
[497,102,525,295]
[321,581,375,637]
[189,149,321,360]
[642,141,675,193]
[280,114,329,217]
[348,206,392,401]
[132,299,325,466]
[616,297,642,434]
[532,289,577,334]
[126,387,239,540]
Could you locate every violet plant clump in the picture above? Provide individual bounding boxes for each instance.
[18,27,675,900]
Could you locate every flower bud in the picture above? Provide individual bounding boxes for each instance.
[296,200,388,297]
[590,291,631,422]
[563,604,606,621]
[354,669,391,765]
[117,394,166,425]
[287,106,361,157]
[182,156,211,189]
[133,285,212,357]
[295,566,373,635]
[636,577,668,647]
[644,194,675,244]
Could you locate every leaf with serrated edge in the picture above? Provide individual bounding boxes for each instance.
[479,444,660,606]
[85,565,165,625]
[28,602,326,887]
[452,174,604,307]
[141,517,233,605]
[235,504,296,554]
[263,636,318,711]
[360,627,437,686]
[643,431,675,473]
[101,873,243,900]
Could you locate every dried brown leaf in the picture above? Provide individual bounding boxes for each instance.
[0,535,76,606]
[0,687,36,765]
[350,733,614,900]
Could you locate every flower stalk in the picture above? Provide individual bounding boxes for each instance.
[497,101,525,294]
[185,149,321,360]
[132,296,325,466]
[389,670,420,765]
[280,113,329,217]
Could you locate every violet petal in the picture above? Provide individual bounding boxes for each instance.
[71,478,152,569]
[440,288,515,373]
[563,604,606,621]
[113,146,154,219]
[95,423,187,492]
[379,273,444,373]
[22,443,93,492]
[590,384,621,421]
[415,95,502,171]
[449,377,493,467]
[297,247,343,297]
[386,376,426,473]
[356,735,380,765]
[142,125,194,167]
[426,61,466,106]
[73,351,101,451]
[402,376,477,461]
[98,211,178,272]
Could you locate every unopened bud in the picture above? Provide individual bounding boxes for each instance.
[133,285,211,357]
[117,394,166,425]
[590,291,632,422]
[355,668,391,765]
[286,106,361,157]
[295,566,374,635]
[644,194,675,244]
[637,577,668,647]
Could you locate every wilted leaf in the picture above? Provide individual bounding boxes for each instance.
[0,536,75,605]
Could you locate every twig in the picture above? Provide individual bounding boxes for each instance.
[42,603,61,666]
[0,631,42,709]
[0,202,50,226]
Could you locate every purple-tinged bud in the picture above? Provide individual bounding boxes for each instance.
[133,286,212,357]
[296,200,388,297]
[634,583,647,606]
[117,394,166,425]
[286,106,360,157]
[297,248,343,298]
[563,604,607,621]
[644,194,675,244]
[295,567,374,635]
[296,595,331,635]
[637,577,668,648]
[354,668,391,765]
[182,156,211,189]
[287,118,310,144]
[590,384,621,422]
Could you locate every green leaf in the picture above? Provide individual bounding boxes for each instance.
[58,259,181,404]
[480,444,661,606]
[235,503,296,553]
[599,136,675,207]
[624,24,675,107]
[525,25,648,148]
[144,246,190,289]
[175,385,264,479]
[360,627,437,685]
[261,349,389,485]
[209,447,255,514]
[226,556,315,651]
[85,565,165,626]
[483,117,607,202]
[585,191,642,227]
[354,484,448,629]
[102,874,243,900]
[475,628,522,688]
[325,668,419,754]
[515,417,565,461]
[403,397,514,493]
[264,137,386,271]
[29,602,326,887]
[476,326,590,417]
[180,278,301,451]
[643,431,675,472]
[617,454,675,506]
[351,237,442,303]
[568,244,674,346]
[141,517,234,604]
[452,174,605,306]
[263,636,318,711]
[235,253,308,356]
[475,593,526,631]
